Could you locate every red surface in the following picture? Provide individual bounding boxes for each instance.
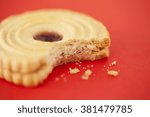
[0,0,150,100]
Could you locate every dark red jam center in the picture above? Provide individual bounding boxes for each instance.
[33,32,63,42]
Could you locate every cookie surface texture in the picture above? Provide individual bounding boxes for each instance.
[0,9,110,87]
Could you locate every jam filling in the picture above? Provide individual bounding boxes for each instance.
[33,32,63,42]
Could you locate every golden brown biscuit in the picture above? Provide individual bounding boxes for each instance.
[0,9,110,87]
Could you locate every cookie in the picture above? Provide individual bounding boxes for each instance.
[0,9,110,87]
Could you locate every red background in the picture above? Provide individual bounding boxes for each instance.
[0,0,150,100]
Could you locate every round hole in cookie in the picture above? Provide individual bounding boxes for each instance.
[33,31,63,42]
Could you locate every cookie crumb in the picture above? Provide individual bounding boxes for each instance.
[82,69,93,80]
[112,60,117,65]
[107,70,118,76]
[69,68,80,74]
[109,60,117,66]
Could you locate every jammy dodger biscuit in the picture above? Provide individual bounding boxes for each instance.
[0,9,110,87]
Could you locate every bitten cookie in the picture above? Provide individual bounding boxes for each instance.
[0,9,110,87]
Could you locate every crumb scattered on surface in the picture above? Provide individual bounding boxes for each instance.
[82,69,93,80]
[112,61,117,65]
[107,70,119,76]
[109,60,117,67]
[69,68,80,74]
